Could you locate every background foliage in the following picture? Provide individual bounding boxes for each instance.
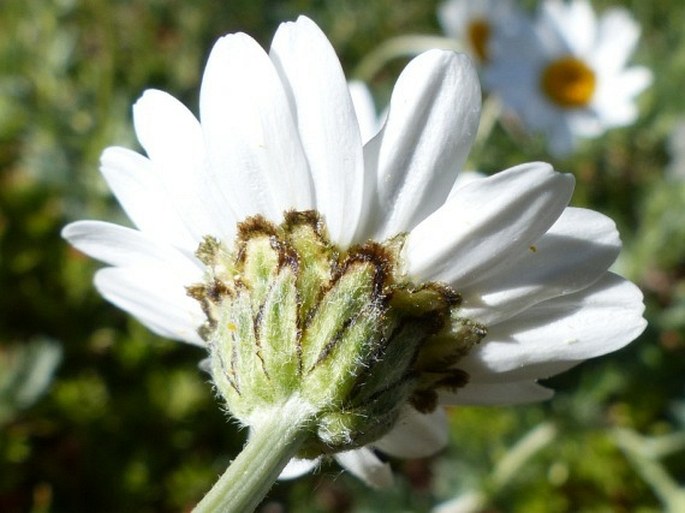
[1,0,684,512]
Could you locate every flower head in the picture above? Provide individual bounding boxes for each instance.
[485,0,652,155]
[63,16,646,487]
[438,0,529,66]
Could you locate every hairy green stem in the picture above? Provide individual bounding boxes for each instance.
[193,398,313,513]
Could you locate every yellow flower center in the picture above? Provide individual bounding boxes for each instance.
[540,56,596,108]
[467,19,490,62]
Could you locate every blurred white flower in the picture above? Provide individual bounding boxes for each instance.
[438,0,529,67]
[63,15,646,488]
[485,0,652,156]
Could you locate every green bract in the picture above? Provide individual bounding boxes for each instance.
[188,211,486,455]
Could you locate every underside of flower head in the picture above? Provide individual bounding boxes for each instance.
[188,210,485,456]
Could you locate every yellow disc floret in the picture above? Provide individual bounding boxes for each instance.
[541,56,596,108]
[468,19,491,62]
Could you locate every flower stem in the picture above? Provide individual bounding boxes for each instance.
[353,35,463,81]
[193,398,314,513]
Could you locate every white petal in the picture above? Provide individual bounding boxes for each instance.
[460,207,620,325]
[594,8,640,72]
[368,50,481,240]
[460,273,646,382]
[541,0,596,55]
[62,220,201,275]
[616,67,653,98]
[567,109,604,139]
[437,0,469,39]
[99,147,196,250]
[446,170,486,200]
[334,447,393,488]
[373,407,448,459]
[95,267,205,346]
[269,16,364,246]
[200,31,313,223]
[198,358,211,374]
[439,381,554,405]
[546,119,577,158]
[405,163,574,287]
[132,90,236,241]
[279,457,319,480]
[348,80,380,144]
[594,67,652,128]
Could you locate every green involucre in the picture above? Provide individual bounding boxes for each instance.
[188,210,486,455]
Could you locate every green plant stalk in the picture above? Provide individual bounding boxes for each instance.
[353,35,463,81]
[613,427,685,513]
[491,422,557,490]
[193,398,313,513]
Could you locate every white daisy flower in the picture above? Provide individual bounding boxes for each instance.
[485,0,652,156]
[62,15,646,489]
[438,0,530,66]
